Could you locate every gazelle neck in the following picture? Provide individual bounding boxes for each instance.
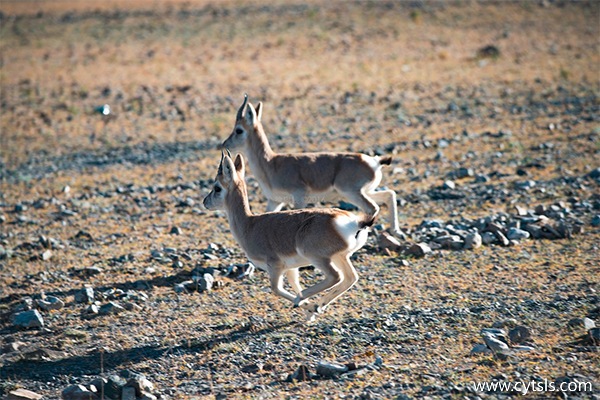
[245,123,276,182]
[225,181,252,241]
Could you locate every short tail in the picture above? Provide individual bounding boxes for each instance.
[358,214,375,230]
[379,155,392,166]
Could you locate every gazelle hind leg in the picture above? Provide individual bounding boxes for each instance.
[368,189,404,238]
[316,254,359,313]
[285,268,302,295]
[293,258,342,308]
[337,188,380,220]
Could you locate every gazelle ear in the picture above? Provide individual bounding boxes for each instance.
[245,102,258,127]
[236,94,248,121]
[221,154,237,183]
[255,102,263,122]
[234,154,245,178]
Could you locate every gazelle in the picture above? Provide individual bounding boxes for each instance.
[222,95,405,239]
[203,151,373,321]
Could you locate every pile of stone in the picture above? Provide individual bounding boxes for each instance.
[378,199,595,257]
[471,324,535,360]
[62,370,161,400]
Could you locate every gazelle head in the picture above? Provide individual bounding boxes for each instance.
[222,94,263,150]
[203,151,246,211]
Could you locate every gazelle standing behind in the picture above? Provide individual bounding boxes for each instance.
[203,152,373,321]
[222,95,404,239]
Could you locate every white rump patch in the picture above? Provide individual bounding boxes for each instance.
[333,214,368,253]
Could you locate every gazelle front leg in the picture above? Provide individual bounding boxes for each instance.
[268,265,297,303]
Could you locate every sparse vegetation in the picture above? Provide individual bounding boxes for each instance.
[0,1,599,399]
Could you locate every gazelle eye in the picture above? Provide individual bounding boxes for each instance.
[214,186,222,193]
[235,128,243,135]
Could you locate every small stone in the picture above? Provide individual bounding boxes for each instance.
[523,224,542,239]
[287,364,311,382]
[591,215,600,227]
[405,242,432,258]
[514,205,528,216]
[316,360,349,378]
[140,393,158,400]
[506,227,530,240]
[41,250,52,261]
[583,318,596,330]
[463,232,482,249]
[98,301,125,315]
[338,201,358,211]
[174,281,194,293]
[12,309,44,329]
[199,273,215,291]
[481,231,497,245]
[170,226,182,235]
[586,167,600,179]
[534,204,546,215]
[124,375,154,397]
[470,344,492,355]
[37,296,65,311]
[589,328,600,343]
[88,378,108,394]
[122,386,136,400]
[61,384,99,400]
[482,333,510,355]
[6,389,43,400]
[75,286,94,304]
[442,180,456,190]
[508,325,532,345]
[377,231,402,251]
[2,341,26,354]
[515,180,536,190]
[103,375,127,399]
[86,304,99,315]
[84,266,103,276]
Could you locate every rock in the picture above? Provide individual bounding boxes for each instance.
[506,227,530,240]
[586,167,600,179]
[98,301,125,315]
[523,224,542,239]
[338,201,358,211]
[6,389,43,400]
[514,180,536,190]
[405,242,431,258]
[62,384,99,400]
[589,328,600,344]
[377,231,402,251]
[2,340,26,354]
[75,286,94,304]
[477,44,500,59]
[514,205,528,216]
[41,249,53,261]
[37,295,65,311]
[591,215,600,227]
[170,226,182,235]
[470,344,492,355]
[316,360,349,378]
[492,318,518,328]
[583,318,596,330]
[481,231,497,245]
[103,375,127,399]
[454,167,474,179]
[287,364,311,382]
[13,310,44,329]
[174,280,194,293]
[124,374,154,397]
[122,386,136,400]
[442,180,456,190]
[463,232,482,249]
[85,304,99,315]
[508,325,532,345]
[199,273,215,291]
[482,333,510,358]
[83,266,103,276]
[88,378,107,395]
